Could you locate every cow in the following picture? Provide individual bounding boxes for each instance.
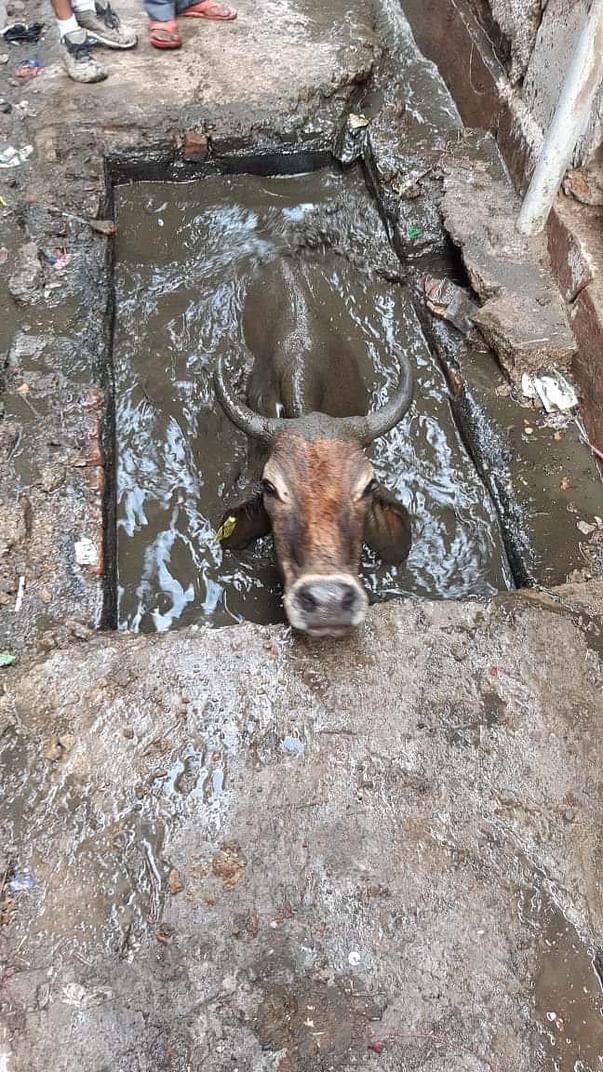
[214,259,413,637]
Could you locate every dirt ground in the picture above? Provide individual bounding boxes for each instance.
[1,0,602,1069]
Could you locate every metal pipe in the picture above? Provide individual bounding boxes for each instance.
[517,0,603,235]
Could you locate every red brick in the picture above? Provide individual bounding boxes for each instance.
[182,132,208,161]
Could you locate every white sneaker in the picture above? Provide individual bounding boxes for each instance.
[61,29,108,83]
[75,2,137,49]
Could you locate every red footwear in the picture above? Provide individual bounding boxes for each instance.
[181,0,237,20]
[149,19,182,47]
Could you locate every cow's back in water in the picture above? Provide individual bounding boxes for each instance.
[243,258,370,421]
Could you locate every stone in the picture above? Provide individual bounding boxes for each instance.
[8,241,43,305]
[182,131,208,161]
[442,135,576,376]
[167,868,184,895]
[74,537,97,567]
[564,162,603,208]
[473,293,577,372]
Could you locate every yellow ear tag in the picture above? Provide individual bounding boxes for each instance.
[216,515,237,542]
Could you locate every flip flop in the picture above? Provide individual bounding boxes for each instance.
[181,0,237,20]
[149,19,182,48]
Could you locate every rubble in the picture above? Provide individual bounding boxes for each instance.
[442,136,577,376]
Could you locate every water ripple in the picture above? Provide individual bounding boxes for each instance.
[114,167,510,632]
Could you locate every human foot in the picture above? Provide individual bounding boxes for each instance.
[75,1,137,48]
[61,28,108,81]
[180,1,237,20]
[148,18,182,47]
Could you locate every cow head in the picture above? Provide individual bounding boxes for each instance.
[214,355,413,637]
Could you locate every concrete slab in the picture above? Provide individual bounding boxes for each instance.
[441,135,577,377]
[19,0,379,215]
[1,589,603,1070]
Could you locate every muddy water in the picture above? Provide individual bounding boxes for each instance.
[113,167,511,632]
[526,888,603,1069]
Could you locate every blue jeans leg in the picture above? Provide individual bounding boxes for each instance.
[143,0,175,20]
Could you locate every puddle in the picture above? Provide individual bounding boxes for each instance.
[535,910,603,1070]
[519,885,603,1070]
[113,166,511,633]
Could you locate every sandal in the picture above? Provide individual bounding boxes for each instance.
[181,0,237,20]
[148,19,182,48]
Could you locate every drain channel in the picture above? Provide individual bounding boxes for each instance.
[110,162,511,633]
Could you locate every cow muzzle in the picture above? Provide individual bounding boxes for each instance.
[284,573,369,637]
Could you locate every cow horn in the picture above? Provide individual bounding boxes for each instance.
[214,354,280,443]
[214,351,413,446]
[344,352,414,445]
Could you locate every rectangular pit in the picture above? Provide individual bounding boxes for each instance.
[110,160,512,633]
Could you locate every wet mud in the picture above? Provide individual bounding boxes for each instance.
[113,166,511,632]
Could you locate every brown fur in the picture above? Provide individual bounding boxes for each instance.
[263,433,372,586]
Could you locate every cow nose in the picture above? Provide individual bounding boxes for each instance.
[293,579,364,632]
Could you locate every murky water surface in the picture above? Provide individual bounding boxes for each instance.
[525,886,603,1070]
[114,168,510,632]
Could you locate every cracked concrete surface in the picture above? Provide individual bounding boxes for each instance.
[441,135,577,377]
[2,590,603,1070]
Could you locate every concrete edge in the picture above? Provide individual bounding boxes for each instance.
[401,0,603,458]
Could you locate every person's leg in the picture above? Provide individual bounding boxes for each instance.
[144,0,176,19]
[145,0,182,49]
[50,0,79,38]
[50,0,108,82]
[72,0,137,49]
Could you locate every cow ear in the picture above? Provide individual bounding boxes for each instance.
[216,489,270,550]
[364,484,412,565]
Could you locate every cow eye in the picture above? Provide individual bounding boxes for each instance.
[262,479,278,497]
[362,478,377,498]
